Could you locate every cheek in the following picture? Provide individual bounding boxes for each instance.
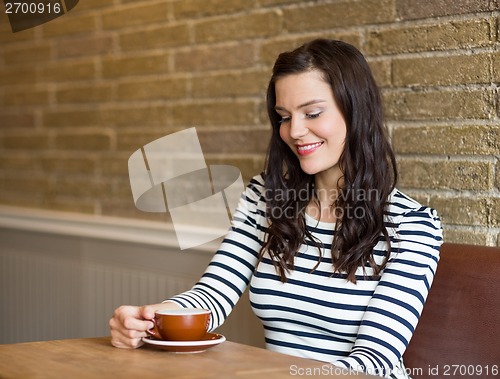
[317,118,347,141]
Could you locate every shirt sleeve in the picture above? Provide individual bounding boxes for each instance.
[333,206,443,377]
[166,175,266,331]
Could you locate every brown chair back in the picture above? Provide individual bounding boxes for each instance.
[403,243,500,377]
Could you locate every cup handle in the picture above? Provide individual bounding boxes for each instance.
[146,318,161,340]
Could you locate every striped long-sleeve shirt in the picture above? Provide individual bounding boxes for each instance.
[168,174,443,378]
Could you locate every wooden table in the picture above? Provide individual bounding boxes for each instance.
[0,337,375,378]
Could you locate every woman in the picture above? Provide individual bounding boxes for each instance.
[110,39,442,378]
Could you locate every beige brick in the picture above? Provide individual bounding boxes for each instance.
[491,52,500,82]
[442,228,490,245]
[43,109,102,128]
[3,87,50,106]
[111,176,158,203]
[490,0,500,11]
[195,11,281,44]
[496,159,500,190]
[56,84,114,104]
[260,37,316,67]
[102,2,168,30]
[429,196,489,226]
[0,112,35,128]
[175,43,256,72]
[42,13,97,38]
[398,159,494,191]
[490,198,500,226]
[170,101,256,127]
[257,98,269,125]
[41,60,96,83]
[0,152,39,171]
[393,125,500,155]
[173,0,249,19]
[116,131,173,153]
[54,132,112,151]
[0,66,37,85]
[50,176,113,199]
[198,128,269,154]
[117,77,188,101]
[393,54,491,87]
[367,59,391,88]
[396,0,490,20]
[102,53,169,78]
[259,33,362,66]
[0,110,35,129]
[0,195,43,210]
[258,0,302,5]
[40,155,96,175]
[4,44,52,65]
[191,70,269,98]
[1,175,52,195]
[383,89,495,120]
[283,0,395,33]
[72,0,115,12]
[56,35,114,59]
[99,154,131,176]
[102,106,169,128]
[367,19,492,55]
[120,24,190,51]
[2,133,50,150]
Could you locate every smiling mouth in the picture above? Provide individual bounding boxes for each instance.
[296,142,323,156]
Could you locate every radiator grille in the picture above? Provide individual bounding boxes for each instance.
[0,248,193,344]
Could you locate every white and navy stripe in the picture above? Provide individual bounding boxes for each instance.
[169,174,443,378]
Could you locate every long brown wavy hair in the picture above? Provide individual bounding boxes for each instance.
[261,39,398,283]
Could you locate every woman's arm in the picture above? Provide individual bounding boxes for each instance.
[334,207,443,377]
[109,175,266,348]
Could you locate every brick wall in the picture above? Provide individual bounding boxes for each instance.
[0,0,499,245]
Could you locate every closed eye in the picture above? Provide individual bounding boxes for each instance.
[279,116,291,124]
[306,112,321,119]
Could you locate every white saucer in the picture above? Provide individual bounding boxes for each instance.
[142,333,226,353]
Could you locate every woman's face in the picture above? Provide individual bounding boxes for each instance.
[275,69,347,180]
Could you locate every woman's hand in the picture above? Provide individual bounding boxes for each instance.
[109,302,180,348]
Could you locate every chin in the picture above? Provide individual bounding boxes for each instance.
[299,164,321,176]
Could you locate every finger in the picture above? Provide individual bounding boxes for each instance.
[122,316,154,332]
[111,334,144,349]
[140,305,156,321]
[113,324,149,339]
[110,324,148,348]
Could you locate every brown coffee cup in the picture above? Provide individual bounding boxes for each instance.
[146,308,211,341]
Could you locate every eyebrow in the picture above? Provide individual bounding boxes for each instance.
[274,99,326,112]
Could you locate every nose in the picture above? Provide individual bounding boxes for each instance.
[289,117,308,140]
